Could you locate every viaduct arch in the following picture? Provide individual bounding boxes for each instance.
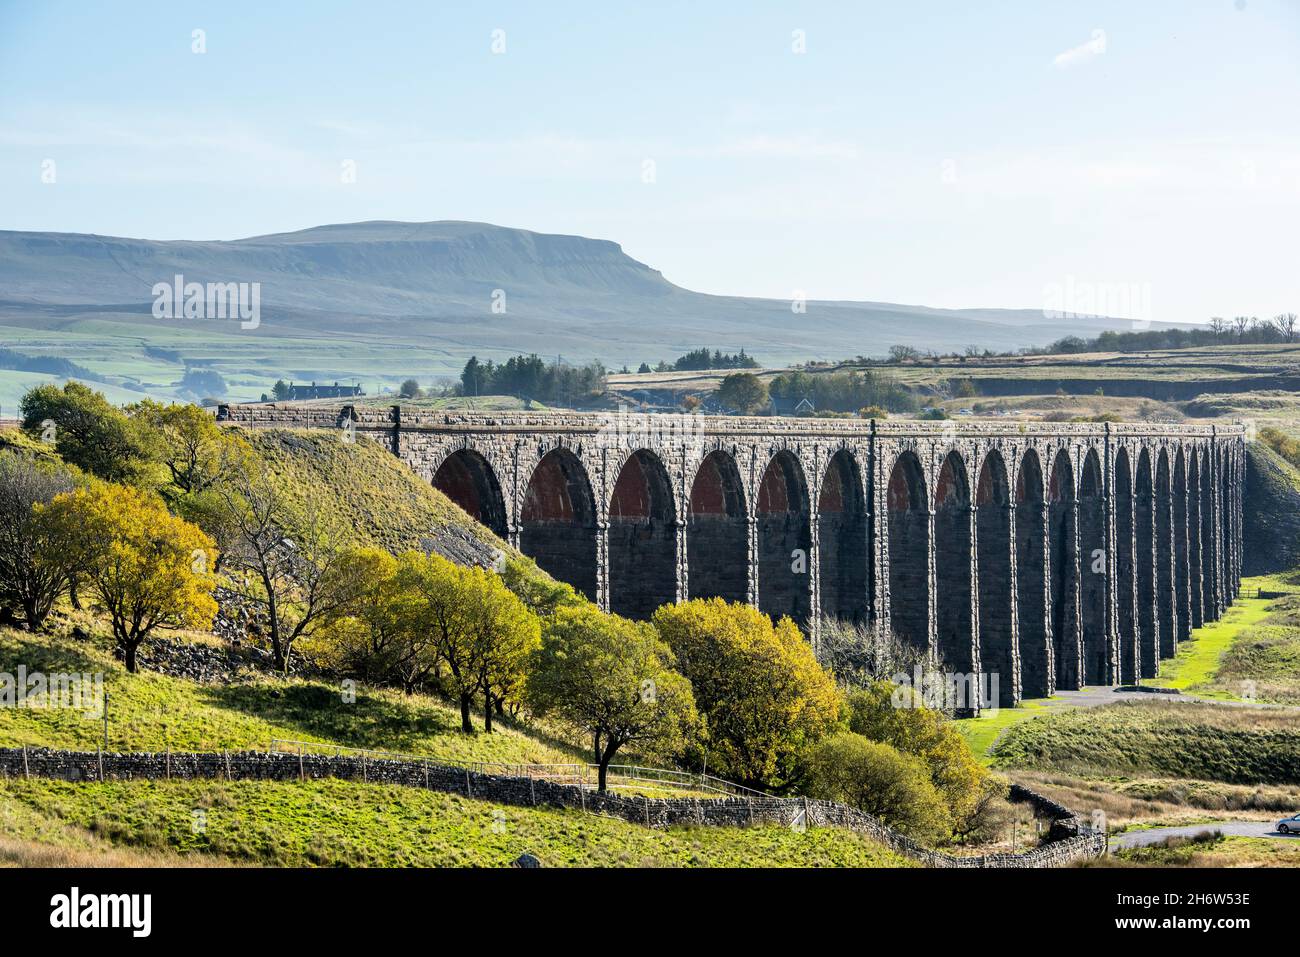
[219,405,1247,712]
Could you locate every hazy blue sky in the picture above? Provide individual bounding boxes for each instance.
[2,0,1298,321]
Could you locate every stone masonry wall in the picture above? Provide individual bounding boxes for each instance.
[216,405,1246,710]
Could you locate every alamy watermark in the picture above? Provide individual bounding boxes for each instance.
[891,665,999,713]
[1042,275,1152,330]
[0,666,105,718]
[152,274,261,330]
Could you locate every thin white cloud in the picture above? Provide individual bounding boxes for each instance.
[1054,29,1107,69]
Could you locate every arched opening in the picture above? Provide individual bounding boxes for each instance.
[1135,449,1157,677]
[977,451,1015,707]
[1016,450,1050,698]
[1173,449,1191,645]
[433,449,508,539]
[687,450,748,604]
[520,449,598,602]
[608,450,676,620]
[1049,448,1080,690]
[1156,449,1175,658]
[935,451,975,676]
[888,451,929,652]
[1199,448,1217,622]
[1079,449,1107,685]
[1188,451,1203,629]
[1114,448,1136,685]
[757,450,812,626]
[818,450,868,623]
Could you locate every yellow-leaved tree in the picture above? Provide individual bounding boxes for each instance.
[651,598,842,791]
[39,482,217,672]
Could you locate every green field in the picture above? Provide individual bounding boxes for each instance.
[0,777,911,868]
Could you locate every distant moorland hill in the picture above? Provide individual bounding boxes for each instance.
[0,220,1169,406]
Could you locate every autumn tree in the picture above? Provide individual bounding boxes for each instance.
[651,598,842,790]
[528,604,697,791]
[0,453,78,630]
[846,680,991,831]
[309,548,411,684]
[464,566,540,731]
[39,483,217,672]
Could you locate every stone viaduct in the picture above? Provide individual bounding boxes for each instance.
[219,404,1246,708]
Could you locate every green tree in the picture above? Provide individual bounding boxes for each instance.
[39,482,217,672]
[715,372,769,415]
[529,604,697,791]
[651,598,842,790]
[271,379,291,401]
[398,378,423,399]
[804,732,950,844]
[20,382,153,484]
[129,400,250,504]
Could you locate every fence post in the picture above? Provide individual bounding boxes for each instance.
[747,796,753,827]
[644,795,650,827]
[424,760,429,790]
[465,768,472,797]
[166,747,171,780]
[530,776,537,806]
[362,752,367,783]
[22,746,28,779]
[298,745,305,782]
[97,746,104,782]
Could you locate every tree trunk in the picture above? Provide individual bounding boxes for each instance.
[124,640,138,674]
[593,731,601,764]
[483,690,493,733]
[69,577,81,610]
[459,692,473,733]
[597,741,620,793]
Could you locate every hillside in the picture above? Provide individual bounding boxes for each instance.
[238,427,501,567]
[0,220,1171,406]
[1244,443,1300,576]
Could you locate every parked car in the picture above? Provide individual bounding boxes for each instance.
[1276,814,1300,834]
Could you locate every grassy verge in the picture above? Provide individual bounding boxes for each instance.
[953,697,1057,766]
[989,699,1300,784]
[0,778,912,868]
[1094,832,1300,868]
[1155,586,1277,698]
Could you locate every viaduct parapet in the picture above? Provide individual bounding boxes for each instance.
[218,404,1246,708]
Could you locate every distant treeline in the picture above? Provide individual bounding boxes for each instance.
[629,348,759,374]
[460,354,607,403]
[0,348,94,379]
[769,369,916,413]
[1044,315,1298,355]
